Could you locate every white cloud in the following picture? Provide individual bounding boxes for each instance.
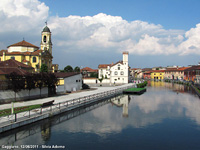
[48,13,189,55]
[0,0,200,58]
[178,24,200,55]
[0,0,48,32]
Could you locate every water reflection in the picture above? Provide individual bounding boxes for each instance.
[111,95,130,117]
[1,82,200,149]
[53,82,200,135]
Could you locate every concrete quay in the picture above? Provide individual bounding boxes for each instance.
[0,83,134,133]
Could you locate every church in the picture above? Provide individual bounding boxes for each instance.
[0,24,58,72]
[98,51,130,84]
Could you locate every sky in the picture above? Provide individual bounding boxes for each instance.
[0,0,200,69]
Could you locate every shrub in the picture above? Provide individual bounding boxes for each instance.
[82,83,90,89]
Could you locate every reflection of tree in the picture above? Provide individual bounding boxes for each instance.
[41,120,51,141]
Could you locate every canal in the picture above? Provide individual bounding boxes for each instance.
[1,81,200,150]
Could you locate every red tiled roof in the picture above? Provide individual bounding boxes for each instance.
[165,67,191,72]
[55,72,81,78]
[0,59,33,69]
[98,64,111,68]
[7,40,39,49]
[111,61,123,67]
[177,67,191,71]
[22,59,30,63]
[0,70,5,75]
[0,68,29,75]
[0,49,42,56]
[81,67,98,72]
[151,70,165,73]
[184,65,200,71]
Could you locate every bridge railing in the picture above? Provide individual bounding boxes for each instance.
[0,84,134,127]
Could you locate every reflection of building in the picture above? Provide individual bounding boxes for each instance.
[111,95,130,117]
[150,81,164,87]
[41,121,51,141]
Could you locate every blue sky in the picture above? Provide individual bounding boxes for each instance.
[41,0,200,30]
[0,0,200,69]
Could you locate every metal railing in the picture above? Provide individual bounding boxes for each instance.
[0,84,133,128]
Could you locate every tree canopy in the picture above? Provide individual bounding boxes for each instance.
[64,65,73,72]
[74,66,80,72]
[40,64,48,72]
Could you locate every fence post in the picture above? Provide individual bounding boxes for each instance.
[29,110,30,118]
[40,108,42,114]
[59,103,60,109]
[15,113,17,122]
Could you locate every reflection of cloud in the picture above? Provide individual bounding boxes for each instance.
[1,84,200,144]
[53,84,200,136]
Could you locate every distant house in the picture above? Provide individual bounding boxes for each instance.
[151,70,165,80]
[184,66,200,82]
[165,67,190,80]
[55,72,82,93]
[98,52,130,84]
[81,67,98,78]
[143,71,152,79]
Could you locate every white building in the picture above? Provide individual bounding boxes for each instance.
[55,72,82,93]
[98,51,129,84]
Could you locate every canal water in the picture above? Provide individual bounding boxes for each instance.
[1,81,200,150]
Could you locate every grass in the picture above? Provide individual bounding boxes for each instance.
[124,87,146,92]
[0,104,42,117]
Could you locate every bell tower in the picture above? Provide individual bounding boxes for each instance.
[41,22,52,55]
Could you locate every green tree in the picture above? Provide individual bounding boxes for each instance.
[90,72,98,78]
[98,75,104,86]
[6,72,25,101]
[64,65,73,72]
[25,73,36,99]
[40,64,48,72]
[43,73,58,96]
[74,66,80,72]
[35,73,45,97]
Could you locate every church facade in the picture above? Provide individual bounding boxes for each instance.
[98,51,130,84]
[0,25,57,72]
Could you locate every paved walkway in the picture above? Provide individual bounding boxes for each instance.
[0,83,134,111]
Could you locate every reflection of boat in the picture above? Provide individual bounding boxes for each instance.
[111,95,130,117]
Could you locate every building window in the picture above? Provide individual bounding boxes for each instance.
[114,71,118,75]
[121,71,124,75]
[118,78,120,80]
[33,57,37,63]
[118,67,120,70]
[11,57,15,60]
[76,80,78,82]
[43,35,47,43]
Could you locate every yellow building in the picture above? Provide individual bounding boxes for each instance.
[151,70,165,80]
[0,25,57,72]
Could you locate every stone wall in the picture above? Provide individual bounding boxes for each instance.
[0,87,48,103]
